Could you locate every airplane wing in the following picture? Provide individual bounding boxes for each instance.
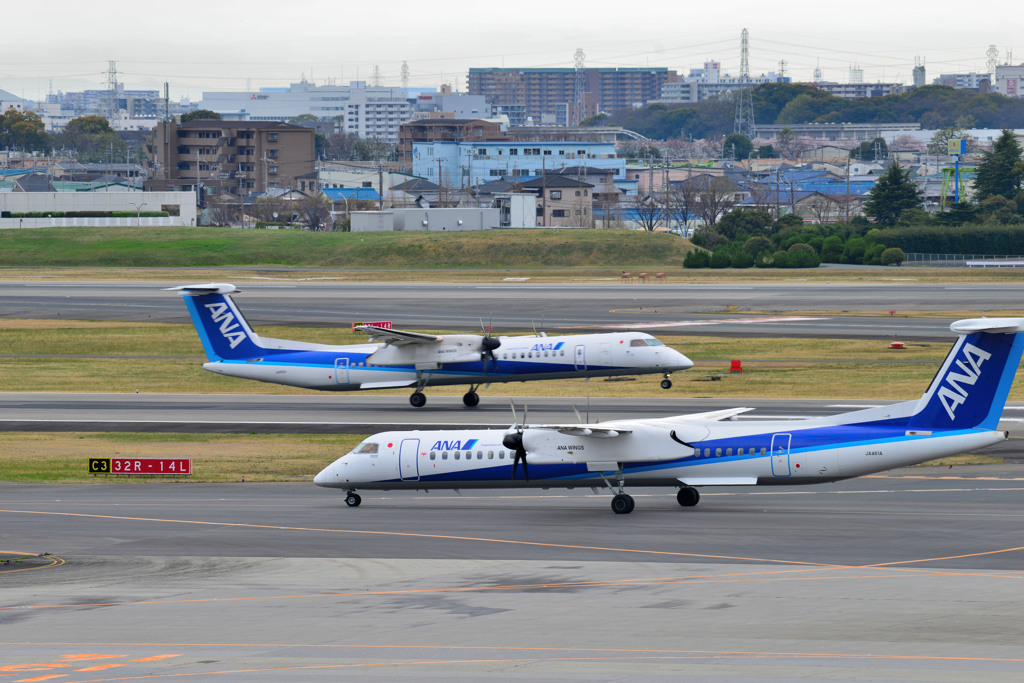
[550,426,632,438]
[676,407,754,421]
[356,325,442,346]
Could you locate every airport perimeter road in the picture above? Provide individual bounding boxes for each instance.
[3,279,1024,337]
[2,472,1022,680]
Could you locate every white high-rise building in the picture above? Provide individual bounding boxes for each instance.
[201,81,415,142]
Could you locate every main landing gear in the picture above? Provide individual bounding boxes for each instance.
[611,493,635,514]
[661,375,673,390]
[345,491,362,507]
[676,486,700,507]
[409,389,481,408]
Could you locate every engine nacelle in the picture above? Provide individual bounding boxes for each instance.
[366,334,488,366]
[521,424,698,464]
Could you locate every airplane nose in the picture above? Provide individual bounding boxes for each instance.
[314,467,329,486]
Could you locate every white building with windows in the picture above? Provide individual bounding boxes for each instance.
[411,141,624,189]
[994,64,1024,98]
[200,81,415,142]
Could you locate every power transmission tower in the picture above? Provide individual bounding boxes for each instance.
[401,61,409,91]
[372,65,381,87]
[987,45,999,84]
[572,48,586,126]
[105,60,119,119]
[734,29,755,138]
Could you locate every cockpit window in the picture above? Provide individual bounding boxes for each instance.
[353,442,379,454]
[630,338,664,347]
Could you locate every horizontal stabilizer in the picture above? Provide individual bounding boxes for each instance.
[164,283,238,295]
[950,318,1024,335]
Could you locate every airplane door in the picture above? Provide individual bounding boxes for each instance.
[399,439,420,481]
[574,344,587,370]
[334,358,350,385]
[771,433,792,477]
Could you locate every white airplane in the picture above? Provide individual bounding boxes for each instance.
[316,317,1024,513]
[168,283,693,407]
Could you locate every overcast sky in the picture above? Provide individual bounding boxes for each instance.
[2,1,1021,102]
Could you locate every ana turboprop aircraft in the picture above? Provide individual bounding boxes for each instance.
[169,283,693,407]
[316,317,1024,513]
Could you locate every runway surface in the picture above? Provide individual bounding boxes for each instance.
[4,279,1024,338]
[3,279,1024,678]
[2,471,1023,680]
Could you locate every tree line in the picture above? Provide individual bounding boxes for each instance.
[588,83,1024,140]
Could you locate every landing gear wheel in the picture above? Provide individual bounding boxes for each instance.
[345,492,362,507]
[462,391,480,407]
[611,493,635,514]
[660,378,673,390]
[676,486,700,507]
[409,391,427,408]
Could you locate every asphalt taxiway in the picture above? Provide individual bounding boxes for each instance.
[2,471,1022,680]
[4,279,1024,338]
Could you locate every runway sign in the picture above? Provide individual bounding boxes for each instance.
[89,458,192,475]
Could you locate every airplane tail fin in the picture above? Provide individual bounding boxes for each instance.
[167,283,267,361]
[907,318,1024,431]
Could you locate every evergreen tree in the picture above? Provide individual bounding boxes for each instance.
[863,163,923,226]
[972,129,1024,203]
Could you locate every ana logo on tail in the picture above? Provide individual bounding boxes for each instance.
[938,342,992,420]
[204,302,247,349]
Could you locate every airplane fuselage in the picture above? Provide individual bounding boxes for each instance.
[203,332,686,391]
[314,422,1007,490]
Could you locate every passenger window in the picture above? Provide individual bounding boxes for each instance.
[499,451,505,459]
[454,452,460,460]
[738,448,744,456]
[477,451,483,459]
[488,451,494,459]
[430,452,436,460]
[442,451,448,460]
[726,448,732,456]
[760,447,767,456]
[704,448,710,457]
[715,448,722,456]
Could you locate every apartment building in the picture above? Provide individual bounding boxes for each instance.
[397,117,507,164]
[468,67,674,125]
[145,120,315,198]
[411,140,624,190]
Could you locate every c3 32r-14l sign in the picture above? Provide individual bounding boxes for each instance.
[88,458,192,475]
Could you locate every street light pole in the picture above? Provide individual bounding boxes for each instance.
[130,202,147,227]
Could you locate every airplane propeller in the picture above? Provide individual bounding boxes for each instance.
[479,315,501,368]
[503,401,529,480]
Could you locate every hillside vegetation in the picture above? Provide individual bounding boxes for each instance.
[0,227,692,269]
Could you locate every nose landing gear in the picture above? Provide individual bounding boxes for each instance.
[661,375,673,390]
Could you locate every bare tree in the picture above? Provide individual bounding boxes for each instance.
[205,197,241,227]
[696,175,739,226]
[667,182,699,232]
[627,194,662,231]
[297,193,334,231]
[802,192,841,224]
[743,181,778,217]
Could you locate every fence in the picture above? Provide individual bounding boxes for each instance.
[905,253,1024,268]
